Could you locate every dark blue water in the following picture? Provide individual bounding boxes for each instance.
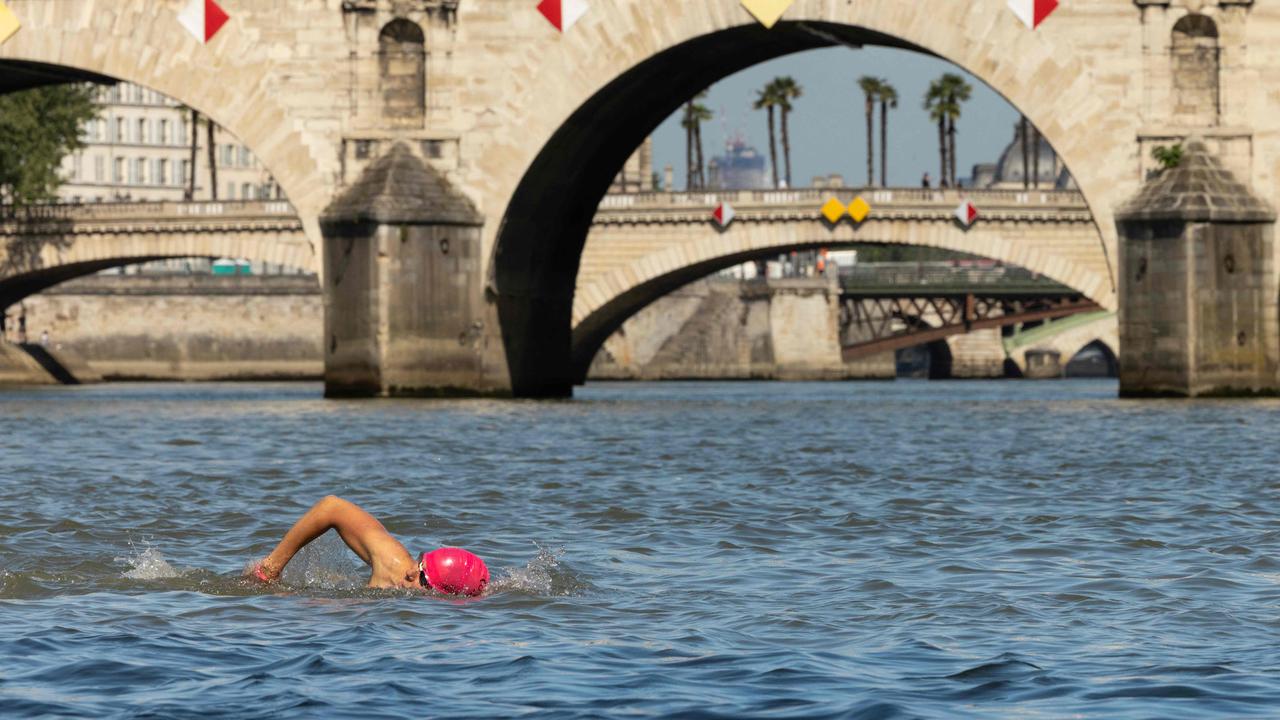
[2,380,1279,718]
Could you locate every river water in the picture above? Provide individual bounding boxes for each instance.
[1,380,1278,718]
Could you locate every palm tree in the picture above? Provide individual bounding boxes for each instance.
[858,76,881,187]
[754,85,781,189]
[1020,115,1030,190]
[1031,125,1041,189]
[771,76,802,189]
[206,115,218,200]
[182,108,196,200]
[923,80,949,186]
[877,81,898,187]
[681,92,713,190]
[940,73,972,187]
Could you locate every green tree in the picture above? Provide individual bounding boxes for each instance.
[681,91,713,190]
[754,84,781,189]
[771,76,802,189]
[858,76,881,187]
[1151,144,1184,170]
[0,85,100,206]
[877,81,898,187]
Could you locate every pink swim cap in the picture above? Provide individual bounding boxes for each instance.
[421,547,490,597]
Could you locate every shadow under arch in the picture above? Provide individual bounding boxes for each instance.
[0,255,317,311]
[1065,338,1119,378]
[493,21,1094,397]
[493,23,934,397]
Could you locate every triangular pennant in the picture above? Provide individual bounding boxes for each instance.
[713,202,736,228]
[740,0,795,30]
[204,0,230,41]
[1008,0,1059,30]
[955,201,979,227]
[538,0,589,32]
[0,1,20,47]
[178,0,230,44]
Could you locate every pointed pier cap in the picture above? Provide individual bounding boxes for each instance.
[1115,140,1275,224]
[322,142,483,226]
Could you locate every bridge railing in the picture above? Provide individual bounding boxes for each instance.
[0,200,298,222]
[598,187,1087,210]
[838,262,1077,294]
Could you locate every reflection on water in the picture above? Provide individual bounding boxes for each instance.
[2,380,1280,718]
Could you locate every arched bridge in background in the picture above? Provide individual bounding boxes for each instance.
[573,187,1104,380]
[1,189,1102,369]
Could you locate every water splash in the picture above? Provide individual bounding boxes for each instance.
[261,531,364,590]
[492,544,589,596]
[116,543,180,580]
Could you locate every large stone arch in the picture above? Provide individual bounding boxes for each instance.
[484,0,1131,397]
[0,0,330,246]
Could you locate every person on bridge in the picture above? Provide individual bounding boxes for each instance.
[248,495,489,596]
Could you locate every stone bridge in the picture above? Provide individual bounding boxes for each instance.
[576,187,1102,379]
[1,189,1099,375]
[0,201,309,307]
[0,0,1272,396]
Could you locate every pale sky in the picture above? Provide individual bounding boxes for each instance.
[652,46,1022,190]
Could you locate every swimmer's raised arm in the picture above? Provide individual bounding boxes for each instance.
[252,495,417,586]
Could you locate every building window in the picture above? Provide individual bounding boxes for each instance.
[423,140,444,159]
[178,159,190,188]
[239,146,250,167]
[379,19,427,127]
[159,119,170,145]
[113,157,124,183]
[221,144,234,167]
[136,118,147,144]
[94,156,105,182]
[242,183,253,199]
[1172,14,1220,127]
[355,140,374,159]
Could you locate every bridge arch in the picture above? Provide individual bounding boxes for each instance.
[0,1,328,243]
[570,198,1102,380]
[0,202,314,308]
[490,1,1127,396]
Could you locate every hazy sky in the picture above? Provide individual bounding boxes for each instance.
[652,46,1021,190]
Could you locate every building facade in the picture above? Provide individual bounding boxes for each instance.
[57,82,281,204]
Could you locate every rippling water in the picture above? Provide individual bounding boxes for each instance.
[2,380,1279,718]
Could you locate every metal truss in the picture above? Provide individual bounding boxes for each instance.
[839,292,1103,361]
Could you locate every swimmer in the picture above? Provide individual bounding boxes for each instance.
[248,495,489,596]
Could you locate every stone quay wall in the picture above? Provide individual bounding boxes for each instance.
[17,275,324,381]
[588,278,896,382]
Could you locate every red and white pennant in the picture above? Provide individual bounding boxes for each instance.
[1008,0,1059,30]
[537,0,589,32]
[178,0,230,44]
[955,201,979,228]
[713,202,736,229]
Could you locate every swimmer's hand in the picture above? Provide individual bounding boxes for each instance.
[247,560,281,583]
